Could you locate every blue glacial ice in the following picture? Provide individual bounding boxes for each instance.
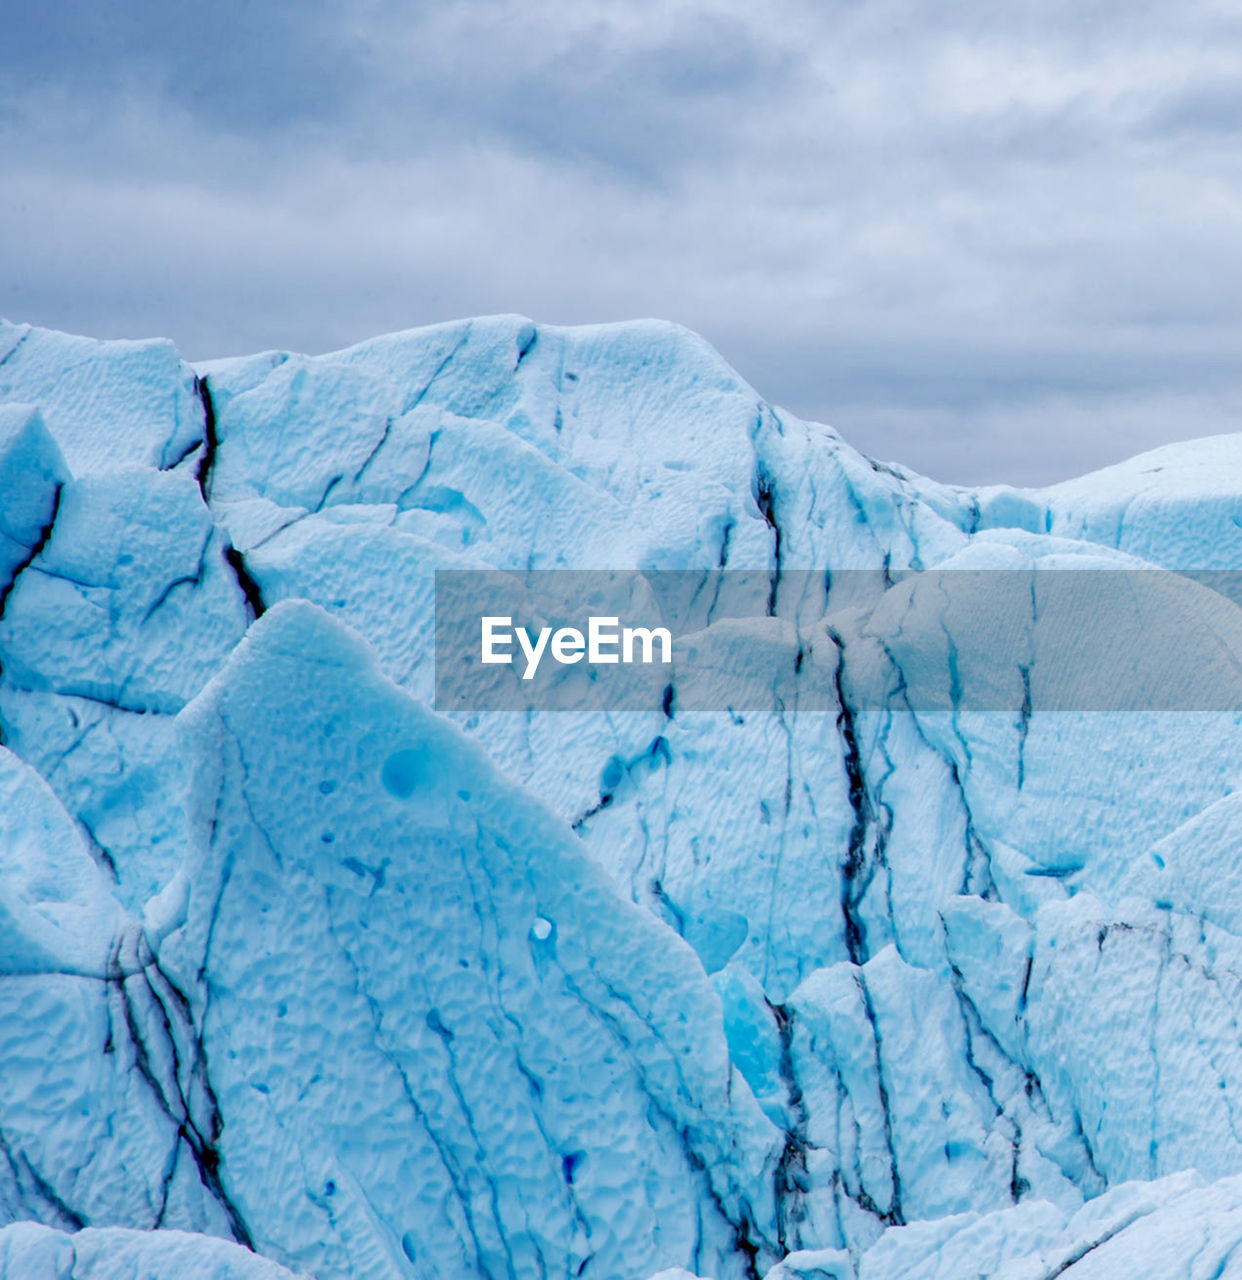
[4,312,1242,1277]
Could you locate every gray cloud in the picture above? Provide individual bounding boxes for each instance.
[1,0,1240,485]
[0,0,368,129]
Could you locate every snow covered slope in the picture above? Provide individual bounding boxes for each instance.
[3,312,1242,1278]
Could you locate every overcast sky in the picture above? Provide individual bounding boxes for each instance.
[2,0,1241,485]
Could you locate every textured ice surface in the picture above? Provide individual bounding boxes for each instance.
[0,1222,308,1278]
[4,314,1242,1276]
[158,601,780,1280]
[671,1170,1242,1278]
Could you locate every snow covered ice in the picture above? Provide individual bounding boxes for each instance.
[4,312,1242,1276]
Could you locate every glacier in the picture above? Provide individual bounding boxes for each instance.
[2,312,1242,1277]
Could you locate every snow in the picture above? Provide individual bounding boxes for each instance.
[4,313,1242,1276]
